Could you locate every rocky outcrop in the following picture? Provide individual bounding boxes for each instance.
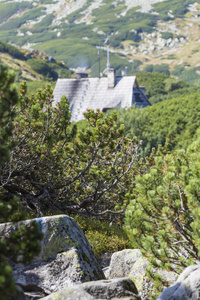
[41,278,140,300]
[0,215,105,297]
[157,265,200,300]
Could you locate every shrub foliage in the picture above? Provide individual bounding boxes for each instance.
[0,82,139,221]
[125,137,200,294]
[0,63,42,299]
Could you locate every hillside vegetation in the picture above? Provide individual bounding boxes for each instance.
[0,0,200,80]
[125,132,200,297]
[0,40,72,92]
[116,91,200,156]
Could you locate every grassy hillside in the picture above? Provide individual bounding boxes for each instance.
[0,40,73,88]
[0,0,200,80]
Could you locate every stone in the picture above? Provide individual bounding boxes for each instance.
[106,249,148,294]
[157,265,200,300]
[169,41,175,48]
[157,37,166,48]
[166,38,172,46]
[0,215,105,296]
[106,249,177,299]
[180,37,186,44]
[138,43,147,52]
[41,278,140,300]
[148,45,155,52]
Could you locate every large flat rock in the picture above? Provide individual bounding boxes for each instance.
[41,278,140,300]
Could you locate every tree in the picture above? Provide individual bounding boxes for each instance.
[0,64,43,299]
[125,135,200,295]
[0,82,139,221]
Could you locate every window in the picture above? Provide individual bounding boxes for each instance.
[134,93,143,102]
[102,107,112,112]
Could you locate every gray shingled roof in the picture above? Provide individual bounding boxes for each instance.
[53,75,151,122]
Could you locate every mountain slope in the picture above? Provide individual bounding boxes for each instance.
[0,0,200,81]
[0,40,72,87]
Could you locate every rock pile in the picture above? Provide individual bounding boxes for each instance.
[0,215,105,298]
[1,215,200,299]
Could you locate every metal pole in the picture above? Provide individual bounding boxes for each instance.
[107,44,110,70]
[98,44,101,78]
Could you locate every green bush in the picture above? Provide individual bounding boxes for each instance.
[172,65,185,76]
[136,72,169,98]
[154,64,170,75]
[179,67,200,86]
[149,85,200,104]
[33,14,54,30]
[40,0,54,4]
[144,64,170,75]
[74,215,132,260]
[192,49,199,54]
[125,134,200,296]
[164,78,188,93]
[166,54,176,59]
[0,63,43,299]
[161,32,173,39]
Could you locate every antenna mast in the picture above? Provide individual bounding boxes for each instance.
[98,43,101,78]
[105,35,110,71]
[107,43,110,70]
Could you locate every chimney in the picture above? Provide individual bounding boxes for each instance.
[76,72,88,79]
[108,68,115,88]
[121,70,126,76]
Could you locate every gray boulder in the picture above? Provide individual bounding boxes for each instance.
[106,249,148,292]
[41,278,140,300]
[106,249,177,299]
[0,215,105,296]
[157,264,200,300]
